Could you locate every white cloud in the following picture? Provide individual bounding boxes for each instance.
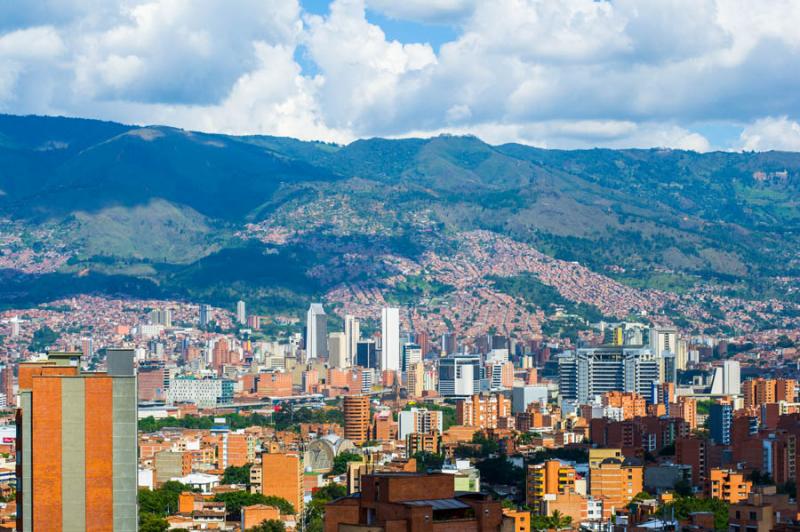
[0,0,799,151]
[740,116,800,152]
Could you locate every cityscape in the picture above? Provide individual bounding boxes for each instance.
[3,1,800,532]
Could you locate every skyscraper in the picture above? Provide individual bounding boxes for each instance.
[199,304,210,328]
[381,307,400,371]
[356,340,378,369]
[16,349,137,531]
[306,303,328,360]
[236,300,246,325]
[709,402,733,445]
[344,315,360,367]
[401,343,422,372]
[328,332,347,369]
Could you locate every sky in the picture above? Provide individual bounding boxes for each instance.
[1,0,800,151]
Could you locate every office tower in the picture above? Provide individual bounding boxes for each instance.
[456,393,511,429]
[512,385,548,414]
[406,362,424,398]
[441,332,457,356]
[344,315,360,367]
[343,395,371,444]
[624,326,644,346]
[236,300,246,325]
[401,343,422,372]
[381,307,400,371]
[306,303,328,360]
[397,408,443,440]
[16,349,137,531]
[709,402,733,445]
[438,354,482,397]
[710,360,741,395]
[663,352,677,384]
[328,332,348,369]
[199,304,210,328]
[486,361,514,390]
[260,452,303,515]
[557,346,660,404]
[356,340,378,369]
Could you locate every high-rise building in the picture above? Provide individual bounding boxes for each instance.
[306,303,328,360]
[710,360,741,396]
[406,362,424,398]
[199,304,210,328]
[441,333,457,356]
[343,395,371,444]
[415,331,431,357]
[16,349,137,531]
[260,452,303,515]
[401,343,422,372]
[742,378,795,408]
[9,315,20,338]
[439,354,482,397]
[557,347,660,403]
[709,402,733,445]
[344,315,360,367]
[236,300,246,325]
[356,340,378,369]
[381,307,400,371]
[328,332,348,369]
[1,364,14,407]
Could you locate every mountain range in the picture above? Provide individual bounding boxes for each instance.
[2,114,800,337]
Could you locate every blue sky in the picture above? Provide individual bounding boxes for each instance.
[1,0,800,151]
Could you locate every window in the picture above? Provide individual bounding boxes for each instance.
[749,512,757,521]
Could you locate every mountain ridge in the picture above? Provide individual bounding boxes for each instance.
[2,113,800,337]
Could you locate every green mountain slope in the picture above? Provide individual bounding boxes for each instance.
[2,114,800,328]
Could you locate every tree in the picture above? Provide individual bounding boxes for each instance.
[247,519,286,532]
[222,464,252,486]
[304,483,347,532]
[139,512,169,532]
[662,496,729,530]
[412,451,444,472]
[673,479,693,497]
[331,452,362,476]
[138,481,187,516]
[29,325,59,353]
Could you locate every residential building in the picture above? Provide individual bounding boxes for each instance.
[709,402,733,445]
[589,457,643,519]
[457,393,511,429]
[398,408,443,440]
[15,349,137,531]
[526,460,576,506]
[707,468,752,503]
[236,300,246,325]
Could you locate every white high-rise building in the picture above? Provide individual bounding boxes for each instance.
[306,303,328,360]
[328,332,347,369]
[199,304,210,328]
[650,326,678,381]
[344,315,360,367]
[236,300,246,325]
[710,360,741,396]
[9,316,20,338]
[381,307,400,371]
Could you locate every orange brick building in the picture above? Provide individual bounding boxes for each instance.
[261,452,303,515]
[457,393,511,429]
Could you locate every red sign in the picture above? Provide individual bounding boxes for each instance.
[2,437,14,443]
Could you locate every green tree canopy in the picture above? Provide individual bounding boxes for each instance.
[247,519,286,532]
[331,452,362,476]
[213,491,295,519]
[222,464,252,486]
